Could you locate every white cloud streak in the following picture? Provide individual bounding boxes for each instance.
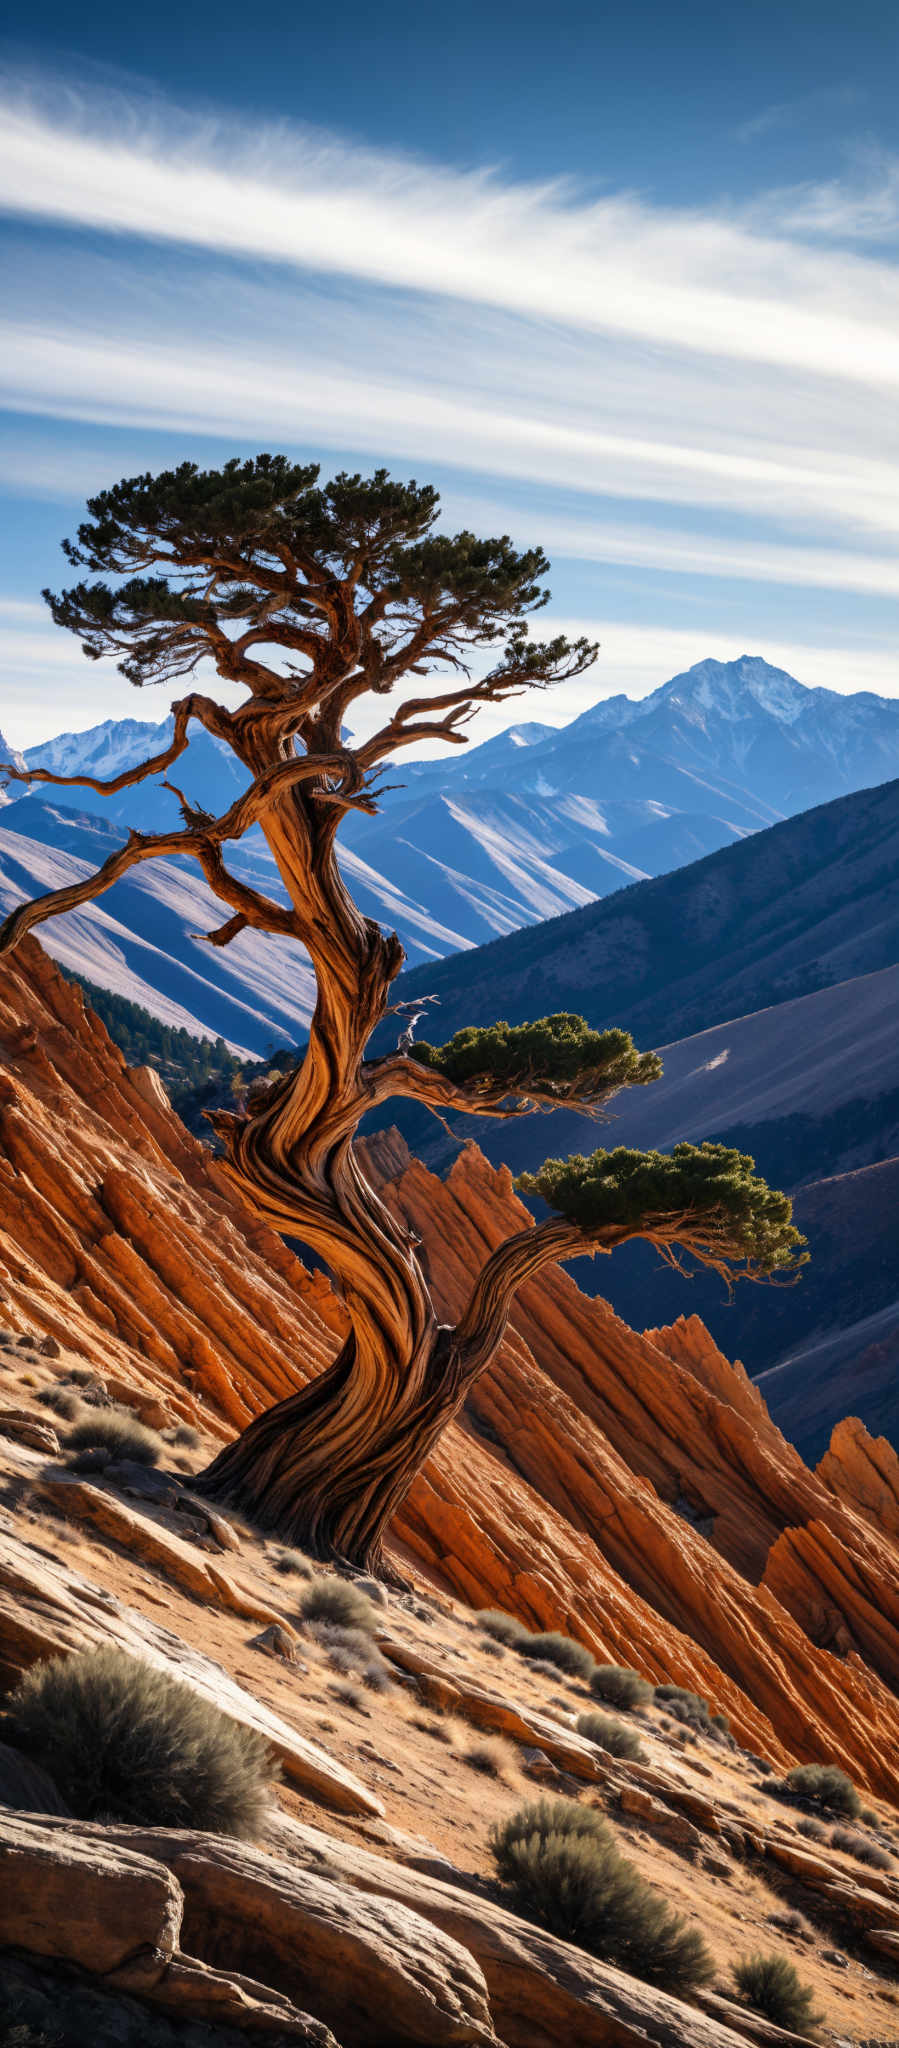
[2,82,899,390]
[0,73,897,733]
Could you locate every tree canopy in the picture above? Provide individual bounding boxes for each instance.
[408,1015,662,1111]
[517,1142,807,1279]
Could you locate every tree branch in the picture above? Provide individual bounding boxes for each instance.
[362,1053,620,1122]
[0,694,232,799]
[0,822,298,958]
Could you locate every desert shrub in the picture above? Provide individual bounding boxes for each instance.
[410,1715,456,1744]
[767,1907,813,1941]
[829,1825,892,1869]
[331,1682,365,1711]
[576,1712,644,1761]
[6,1647,277,1834]
[310,1623,394,1695]
[860,1804,879,1826]
[299,1577,377,1632]
[653,1684,714,1731]
[168,1422,202,1450]
[779,1762,860,1818]
[66,1367,100,1388]
[0,2027,59,2048]
[476,1608,529,1647]
[489,1797,714,1992]
[796,1815,827,1841]
[35,1388,83,1421]
[64,1408,163,1467]
[588,1665,652,1711]
[462,1737,513,1777]
[272,1547,314,1578]
[732,1952,822,2035]
[515,1633,594,1681]
[360,1658,394,1694]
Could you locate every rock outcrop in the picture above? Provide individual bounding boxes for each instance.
[8,1812,783,2048]
[3,941,899,1796]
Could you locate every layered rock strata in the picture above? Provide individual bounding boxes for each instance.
[3,941,899,1792]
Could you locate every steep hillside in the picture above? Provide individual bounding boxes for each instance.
[398,773,899,1044]
[4,938,899,1797]
[9,940,899,2039]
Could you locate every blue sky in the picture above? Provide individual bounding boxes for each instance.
[1,0,898,746]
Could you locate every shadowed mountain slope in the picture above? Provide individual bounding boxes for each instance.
[398,774,899,1044]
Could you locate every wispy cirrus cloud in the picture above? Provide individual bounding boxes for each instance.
[2,78,899,386]
[0,69,897,738]
[746,144,899,245]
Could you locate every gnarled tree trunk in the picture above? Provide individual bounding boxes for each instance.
[197,755,591,1570]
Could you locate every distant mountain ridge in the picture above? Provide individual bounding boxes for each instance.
[398,773,899,1045]
[3,655,898,1044]
[14,653,899,947]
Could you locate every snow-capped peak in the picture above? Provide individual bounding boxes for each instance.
[660,656,809,725]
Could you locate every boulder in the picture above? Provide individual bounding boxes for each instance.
[9,1815,497,2048]
[0,1406,59,1454]
[0,1810,181,1986]
[0,1817,340,2041]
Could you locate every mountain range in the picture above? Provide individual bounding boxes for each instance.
[2,654,899,1049]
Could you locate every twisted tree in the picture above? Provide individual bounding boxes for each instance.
[0,457,805,1569]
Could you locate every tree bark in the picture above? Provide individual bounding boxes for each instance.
[196,744,598,1569]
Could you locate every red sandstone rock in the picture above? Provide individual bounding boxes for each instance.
[4,944,899,1796]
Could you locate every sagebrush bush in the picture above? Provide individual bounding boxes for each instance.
[6,1647,277,1834]
[515,1632,594,1680]
[36,1387,83,1421]
[462,1737,514,1778]
[780,1762,860,1817]
[64,1408,163,1467]
[299,1577,377,1632]
[489,1797,714,1992]
[588,1665,652,1711]
[767,1907,813,1941]
[796,1815,827,1841]
[829,1825,892,1869]
[653,1684,715,1731]
[732,1952,822,2035]
[476,1608,529,1647]
[576,1711,644,1761]
[168,1422,202,1450]
[272,1547,314,1578]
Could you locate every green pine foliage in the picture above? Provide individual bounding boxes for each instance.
[45,457,596,692]
[490,1797,714,1992]
[58,966,259,1124]
[517,1141,806,1277]
[409,1014,661,1105]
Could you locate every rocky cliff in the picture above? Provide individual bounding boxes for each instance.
[3,939,899,1798]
